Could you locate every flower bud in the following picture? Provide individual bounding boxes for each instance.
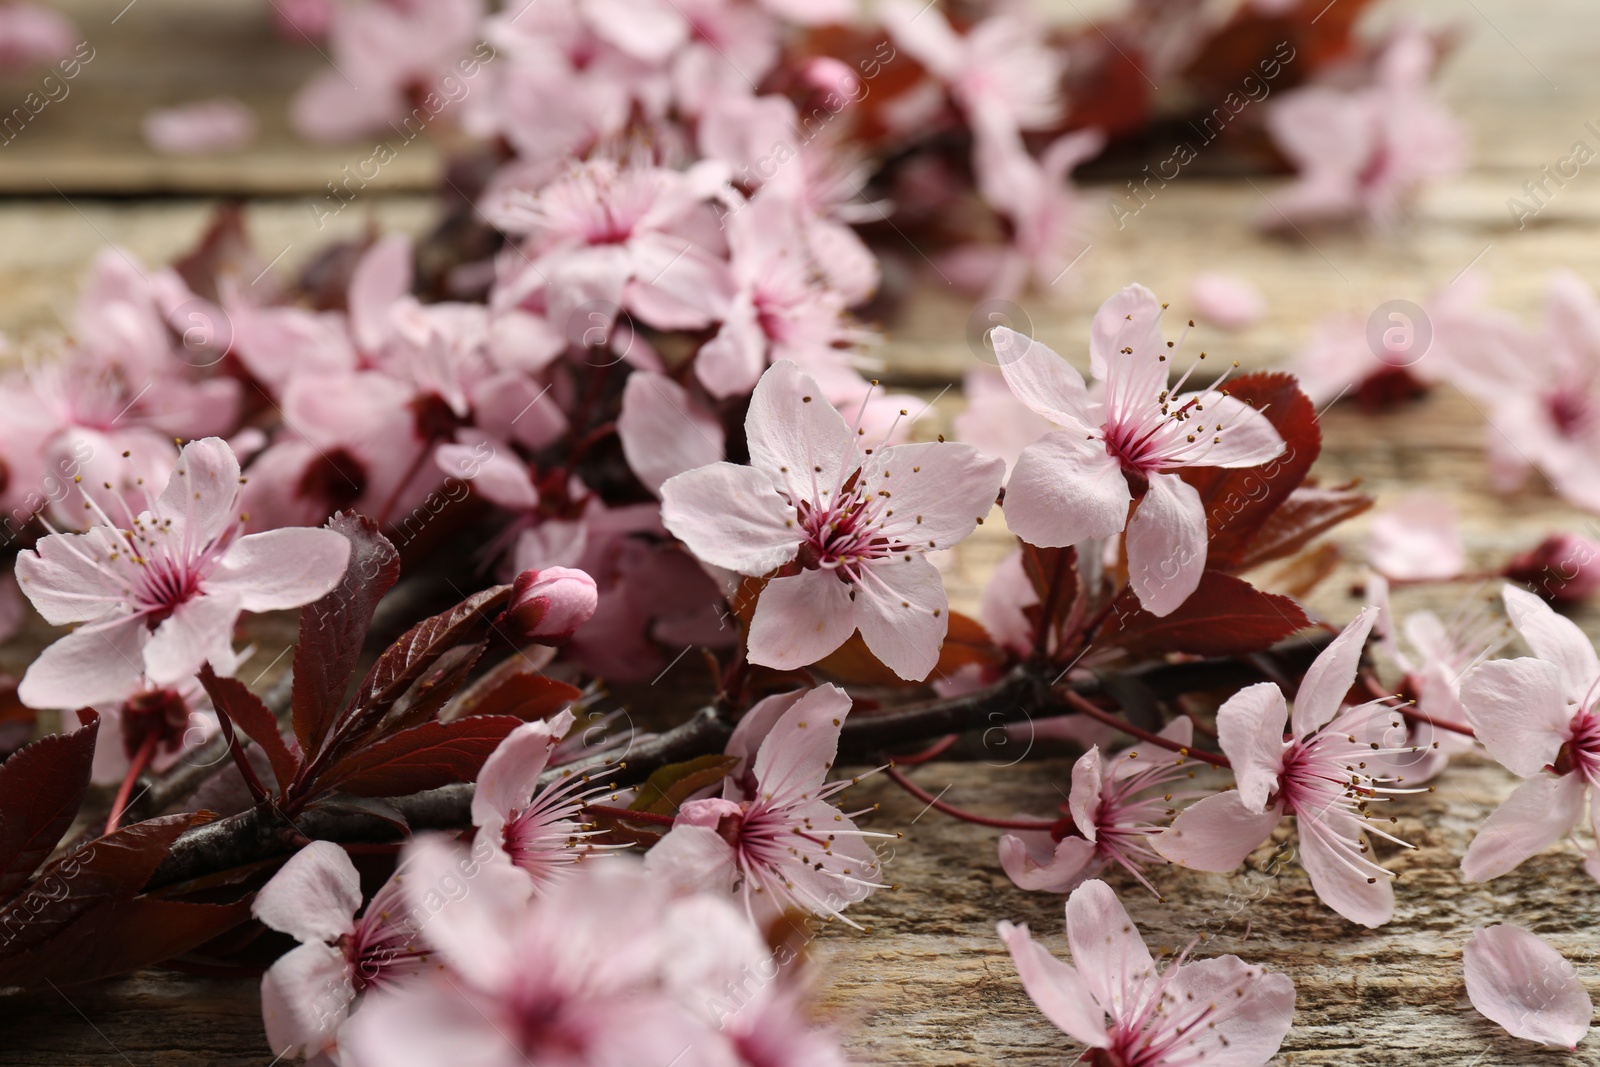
[1504,533,1600,605]
[504,567,598,645]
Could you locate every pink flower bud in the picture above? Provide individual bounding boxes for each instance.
[1504,533,1600,604]
[800,57,862,102]
[504,567,598,645]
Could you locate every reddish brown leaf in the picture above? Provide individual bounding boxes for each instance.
[630,754,739,817]
[0,711,99,904]
[385,641,486,735]
[1095,571,1309,658]
[1235,485,1373,571]
[450,665,582,722]
[292,513,401,760]
[198,667,298,793]
[316,715,524,798]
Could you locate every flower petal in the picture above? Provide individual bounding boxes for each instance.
[853,555,948,682]
[157,437,243,549]
[618,371,726,496]
[261,941,352,1059]
[1295,811,1393,928]
[1154,790,1282,872]
[1163,955,1297,1067]
[1464,924,1593,1049]
[17,614,150,710]
[1185,393,1285,468]
[1089,283,1166,406]
[989,327,1094,429]
[724,689,806,784]
[436,440,538,511]
[996,920,1111,1048]
[1503,584,1600,702]
[751,683,852,804]
[396,835,531,990]
[470,710,576,833]
[13,527,139,626]
[1460,658,1572,778]
[743,360,856,497]
[746,569,855,670]
[998,833,1098,892]
[142,590,242,686]
[660,462,799,575]
[1065,879,1157,1020]
[870,439,1005,549]
[208,527,352,612]
[1291,607,1376,738]
[252,840,361,943]
[1003,431,1130,549]
[1461,773,1588,883]
[1125,471,1206,617]
[1067,747,1102,841]
[1217,682,1289,813]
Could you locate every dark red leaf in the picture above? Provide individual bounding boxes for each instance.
[0,711,100,905]
[630,754,739,817]
[385,642,486,736]
[450,663,582,722]
[316,715,524,797]
[292,513,400,760]
[1235,485,1374,571]
[1177,372,1320,570]
[1095,571,1309,657]
[198,667,298,793]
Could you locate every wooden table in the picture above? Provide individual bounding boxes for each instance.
[3,0,1600,1063]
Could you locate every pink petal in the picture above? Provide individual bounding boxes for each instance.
[208,528,351,612]
[1189,273,1265,331]
[642,822,741,896]
[1185,394,1285,468]
[1367,494,1466,581]
[1503,584,1600,702]
[879,0,964,80]
[143,591,243,685]
[1067,747,1102,840]
[1125,471,1206,617]
[1296,811,1393,927]
[261,941,352,1058]
[852,555,948,682]
[743,361,857,496]
[436,441,538,511]
[289,70,406,143]
[159,437,243,550]
[348,234,413,356]
[618,372,726,496]
[996,920,1111,1048]
[1291,607,1376,738]
[1088,283,1165,396]
[1217,682,1289,813]
[13,528,139,626]
[581,0,688,63]
[1004,431,1130,549]
[1164,955,1296,1066]
[1065,879,1157,1019]
[660,461,799,575]
[695,300,768,399]
[725,689,807,784]
[1462,773,1588,883]
[751,684,852,802]
[869,440,1005,549]
[998,833,1098,892]
[142,98,257,156]
[746,569,856,671]
[1154,791,1282,872]
[252,840,360,943]
[989,327,1094,430]
[1464,924,1593,1048]
[17,614,150,709]
[396,835,531,989]
[1460,658,1572,778]
[470,710,576,832]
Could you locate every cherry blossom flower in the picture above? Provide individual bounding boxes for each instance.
[1263,22,1465,228]
[1366,492,1465,581]
[142,98,258,155]
[254,841,438,1061]
[645,684,891,925]
[1189,272,1265,331]
[991,285,1284,616]
[661,360,1004,680]
[471,709,619,888]
[999,719,1204,897]
[1156,609,1420,927]
[1458,585,1600,883]
[998,879,1296,1066]
[14,437,351,708]
[1463,924,1593,1049]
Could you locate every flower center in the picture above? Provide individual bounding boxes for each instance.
[1555,708,1600,783]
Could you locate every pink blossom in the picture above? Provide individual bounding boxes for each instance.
[1189,272,1265,331]
[1463,924,1592,1049]
[142,98,258,155]
[1156,609,1419,927]
[660,360,1004,680]
[272,0,334,41]
[991,285,1284,616]
[997,879,1296,1066]
[1458,585,1600,883]
[254,841,437,1060]
[503,567,598,644]
[1366,492,1465,581]
[1505,533,1600,605]
[999,718,1203,897]
[645,684,891,925]
[953,366,1054,477]
[64,679,220,786]
[14,437,351,708]
[1263,23,1465,229]
[617,371,725,496]
[0,2,75,70]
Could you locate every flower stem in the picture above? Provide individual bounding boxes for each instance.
[884,766,1062,831]
[105,732,160,835]
[1056,689,1231,768]
[891,734,960,767]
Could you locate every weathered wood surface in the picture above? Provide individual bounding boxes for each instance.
[4,0,1600,1063]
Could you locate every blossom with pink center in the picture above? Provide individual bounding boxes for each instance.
[254,841,439,1061]
[64,677,222,786]
[990,285,1284,616]
[645,684,892,925]
[1263,22,1465,229]
[998,879,1296,1067]
[471,709,620,888]
[1000,719,1205,898]
[1463,924,1593,1049]
[1156,609,1421,928]
[14,437,351,708]
[661,360,1005,680]
[1458,585,1600,883]
[1366,492,1465,581]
